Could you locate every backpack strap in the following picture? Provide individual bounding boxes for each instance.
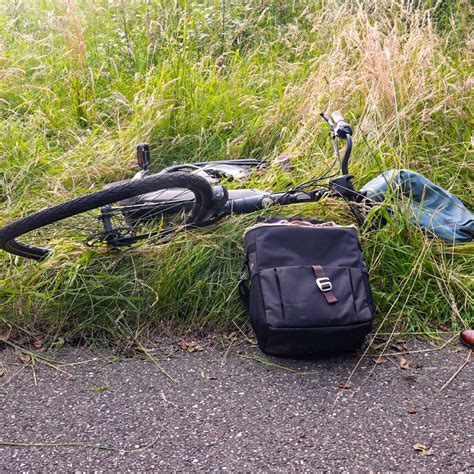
[312,265,338,304]
[238,278,250,310]
[238,261,250,310]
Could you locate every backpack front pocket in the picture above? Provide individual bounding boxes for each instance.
[257,265,371,328]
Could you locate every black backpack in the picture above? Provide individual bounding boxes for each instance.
[239,218,374,357]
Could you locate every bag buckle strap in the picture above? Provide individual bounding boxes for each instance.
[316,277,332,292]
[312,265,338,304]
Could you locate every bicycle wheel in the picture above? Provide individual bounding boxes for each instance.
[0,172,214,261]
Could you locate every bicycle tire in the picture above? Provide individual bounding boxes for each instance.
[0,172,214,261]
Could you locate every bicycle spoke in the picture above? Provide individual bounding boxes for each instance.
[17,199,193,250]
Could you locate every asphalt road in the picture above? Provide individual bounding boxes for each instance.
[1,337,472,471]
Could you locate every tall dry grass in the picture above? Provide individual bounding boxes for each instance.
[0,0,472,346]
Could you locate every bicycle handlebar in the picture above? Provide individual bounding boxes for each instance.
[225,189,328,215]
[225,111,357,213]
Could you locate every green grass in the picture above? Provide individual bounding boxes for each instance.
[0,0,472,346]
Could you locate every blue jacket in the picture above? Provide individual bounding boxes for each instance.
[360,169,473,243]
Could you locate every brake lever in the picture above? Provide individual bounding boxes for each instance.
[319,112,335,131]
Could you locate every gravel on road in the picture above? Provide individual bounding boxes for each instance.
[1,338,472,471]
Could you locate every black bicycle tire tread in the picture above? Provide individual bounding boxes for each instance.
[0,172,213,259]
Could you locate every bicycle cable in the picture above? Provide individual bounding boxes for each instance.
[286,135,342,196]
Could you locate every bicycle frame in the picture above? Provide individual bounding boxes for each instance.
[101,111,360,246]
[0,110,373,261]
[126,111,358,219]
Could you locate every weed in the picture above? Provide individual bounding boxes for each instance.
[0,0,472,345]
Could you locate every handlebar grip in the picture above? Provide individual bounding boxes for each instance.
[331,111,352,137]
[230,195,267,214]
[331,110,345,124]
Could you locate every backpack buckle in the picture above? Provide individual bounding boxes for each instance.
[316,277,332,292]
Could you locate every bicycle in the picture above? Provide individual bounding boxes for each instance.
[0,111,367,261]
